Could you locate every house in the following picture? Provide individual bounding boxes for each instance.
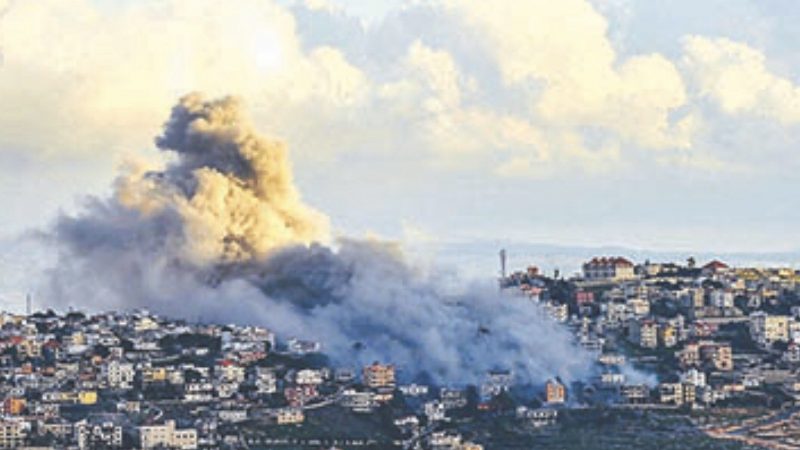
[253,367,277,394]
[424,401,446,422]
[139,420,197,449]
[583,257,636,281]
[339,389,376,413]
[517,407,558,427]
[629,320,658,349]
[750,312,791,346]
[362,363,396,389]
[702,260,730,276]
[658,383,684,406]
[575,290,595,305]
[545,379,566,404]
[659,323,678,348]
[103,360,135,390]
[620,384,650,404]
[275,408,304,425]
[284,385,318,407]
[295,369,324,385]
[0,418,28,449]
[76,415,124,449]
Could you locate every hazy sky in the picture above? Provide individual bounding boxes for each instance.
[2,0,800,253]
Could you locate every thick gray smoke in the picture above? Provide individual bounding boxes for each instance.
[47,94,593,384]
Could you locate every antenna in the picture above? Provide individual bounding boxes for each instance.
[499,249,507,279]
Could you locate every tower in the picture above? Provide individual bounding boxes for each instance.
[499,249,507,279]
[25,294,31,316]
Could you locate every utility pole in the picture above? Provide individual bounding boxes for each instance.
[499,249,507,279]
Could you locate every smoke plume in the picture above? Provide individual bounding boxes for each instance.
[47,93,593,384]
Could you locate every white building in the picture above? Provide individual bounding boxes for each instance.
[750,312,791,346]
[139,420,198,450]
[709,290,735,309]
[0,419,29,449]
[339,389,377,413]
[275,408,304,425]
[103,361,135,390]
[424,401,446,422]
[254,367,277,394]
[629,320,658,349]
[295,369,325,385]
[681,368,707,387]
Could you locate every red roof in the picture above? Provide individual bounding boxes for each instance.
[703,260,729,270]
[585,257,634,267]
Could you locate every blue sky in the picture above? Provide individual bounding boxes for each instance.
[2,0,800,255]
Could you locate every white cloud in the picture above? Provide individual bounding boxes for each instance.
[448,0,696,150]
[2,0,795,184]
[0,0,367,159]
[683,36,800,124]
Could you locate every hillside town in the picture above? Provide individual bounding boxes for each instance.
[2,256,800,448]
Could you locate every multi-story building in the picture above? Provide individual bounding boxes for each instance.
[583,257,636,281]
[0,419,28,449]
[545,379,566,404]
[76,416,124,449]
[659,383,684,406]
[620,384,650,404]
[659,324,678,348]
[103,360,135,390]
[275,408,304,425]
[253,367,277,394]
[339,389,376,413]
[139,420,197,449]
[750,312,791,346]
[629,320,658,349]
[362,363,396,389]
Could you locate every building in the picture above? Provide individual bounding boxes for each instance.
[583,257,636,281]
[103,360,135,390]
[627,298,650,317]
[481,370,513,398]
[659,383,684,406]
[76,416,124,449]
[709,289,735,309]
[682,368,707,387]
[750,312,791,346]
[545,379,566,404]
[424,401,446,422]
[284,385,318,407]
[0,419,28,449]
[295,369,324,385]
[575,290,595,305]
[629,320,658,349]
[362,363,396,389]
[139,420,197,449]
[659,324,678,348]
[703,343,733,371]
[275,408,304,425]
[440,388,468,409]
[702,260,730,276]
[620,384,650,404]
[339,389,377,413]
[253,367,277,394]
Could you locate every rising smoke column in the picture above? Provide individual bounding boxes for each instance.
[47,93,594,384]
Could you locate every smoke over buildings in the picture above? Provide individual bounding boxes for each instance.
[47,93,594,385]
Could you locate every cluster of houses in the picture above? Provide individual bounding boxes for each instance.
[4,255,800,448]
[505,256,800,409]
[0,309,493,449]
